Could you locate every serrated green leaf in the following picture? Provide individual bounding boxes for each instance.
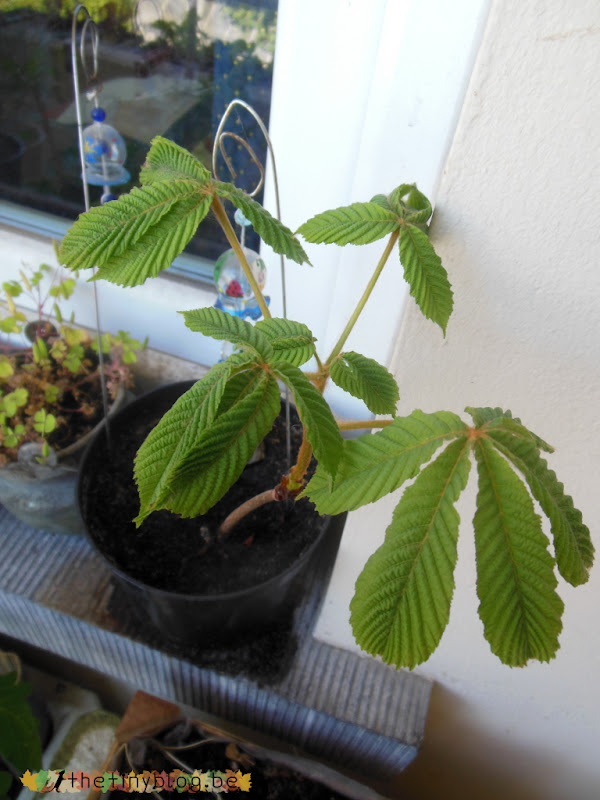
[162,369,281,517]
[351,437,471,668]
[0,673,42,773]
[215,182,309,264]
[273,361,343,477]
[297,202,398,246]
[181,306,273,360]
[140,136,211,185]
[254,318,316,366]
[134,359,238,524]
[388,184,433,224]
[398,224,453,334]
[467,407,553,453]
[467,406,512,427]
[485,426,593,586]
[330,351,399,415]
[216,366,263,416]
[369,194,393,212]
[60,182,211,286]
[473,438,564,666]
[305,410,466,514]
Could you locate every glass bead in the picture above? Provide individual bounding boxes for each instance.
[82,111,130,186]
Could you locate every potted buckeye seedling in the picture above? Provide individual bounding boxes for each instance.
[60,136,593,667]
[0,263,144,535]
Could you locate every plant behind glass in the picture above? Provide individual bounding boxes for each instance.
[59,137,593,670]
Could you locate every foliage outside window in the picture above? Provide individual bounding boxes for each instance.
[0,0,277,267]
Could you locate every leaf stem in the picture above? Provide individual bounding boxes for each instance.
[288,429,313,488]
[325,229,399,365]
[218,488,276,538]
[211,195,271,320]
[337,419,394,431]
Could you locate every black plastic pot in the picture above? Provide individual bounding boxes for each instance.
[78,381,335,645]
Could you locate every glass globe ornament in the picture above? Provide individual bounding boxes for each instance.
[82,107,130,187]
[213,246,269,320]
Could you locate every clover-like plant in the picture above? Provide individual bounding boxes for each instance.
[0,264,144,464]
[59,136,593,669]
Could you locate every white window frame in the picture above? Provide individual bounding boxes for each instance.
[0,0,489,412]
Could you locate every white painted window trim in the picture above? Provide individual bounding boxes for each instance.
[0,0,489,416]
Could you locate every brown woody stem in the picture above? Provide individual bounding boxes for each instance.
[287,429,313,489]
[218,488,277,539]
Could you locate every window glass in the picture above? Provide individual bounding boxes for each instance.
[0,0,277,272]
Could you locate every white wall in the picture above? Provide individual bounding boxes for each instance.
[262,0,488,417]
[316,2,600,797]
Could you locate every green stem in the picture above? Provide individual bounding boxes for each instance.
[211,195,271,320]
[337,419,394,431]
[325,229,400,365]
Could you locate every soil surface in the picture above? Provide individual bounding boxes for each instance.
[112,718,356,800]
[81,383,325,596]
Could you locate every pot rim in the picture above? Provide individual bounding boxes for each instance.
[78,380,330,603]
[58,383,127,459]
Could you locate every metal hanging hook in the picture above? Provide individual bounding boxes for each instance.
[216,132,265,198]
[80,16,100,86]
[213,99,291,462]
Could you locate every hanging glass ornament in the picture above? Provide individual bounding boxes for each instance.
[213,245,269,320]
[82,107,130,187]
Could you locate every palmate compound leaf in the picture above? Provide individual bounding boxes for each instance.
[398,223,453,335]
[139,136,212,185]
[466,408,592,585]
[350,437,471,668]
[59,182,211,286]
[304,410,467,515]
[134,356,252,525]
[484,426,593,587]
[297,202,399,246]
[466,406,553,452]
[181,306,273,361]
[254,317,316,367]
[214,182,309,264]
[473,438,564,666]
[272,362,343,478]
[330,351,399,415]
[161,368,281,518]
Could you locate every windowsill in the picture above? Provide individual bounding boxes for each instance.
[0,214,226,366]
[0,199,216,284]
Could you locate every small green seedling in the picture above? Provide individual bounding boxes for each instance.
[0,264,144,465]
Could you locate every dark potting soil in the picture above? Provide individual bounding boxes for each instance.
[83,390,325,597]
[112,718,356,800]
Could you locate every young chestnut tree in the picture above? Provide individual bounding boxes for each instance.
[60,137,593,669]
